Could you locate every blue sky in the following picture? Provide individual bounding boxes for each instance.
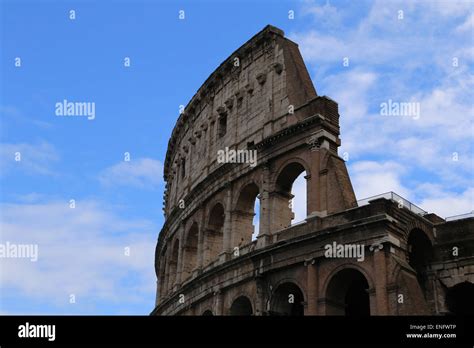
[0,0,472,314]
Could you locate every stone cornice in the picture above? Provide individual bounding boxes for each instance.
[156,115,328,259]
[163,25,285,182]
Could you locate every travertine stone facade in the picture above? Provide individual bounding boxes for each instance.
[152,25,474,316]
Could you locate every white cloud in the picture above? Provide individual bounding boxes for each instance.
[0,198,157,314]
[323,69,378,120]
[12,192,46,203]
[419,187,474,218]
[0,141,59,176]
[290,31,346,63]
[349,161,411,200]
[0,105,53,129]
[426,0,473,18]
[292,0,473,215]
[304,0,341,26]
[291,172,307,223]
[456,12,474,33]
[99,158,163,189]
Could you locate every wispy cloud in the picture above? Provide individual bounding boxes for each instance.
[349,161,411,200]
[289,0,473,217]
[418,187,473,218]
[0,105,53,129]
[0,198,157,314]
[98,158,163,189]
[456,12,474,33]
[0,141,59,176]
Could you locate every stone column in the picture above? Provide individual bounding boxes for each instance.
[255,277,266,316]
[373,245,389,315]
[306,140,322,217]
[176,225,185,286]
[157,263,165,302]
[269,191,293,231]
[164,255,170,295]
[155,279,160,306]
[174,175,179,208]
[180,246,190,281]
[205,120,211,177]
[231,210,255,248]
[305,259,318,315]
[222,184,233,256]
[197,208,206,270]
[215,290,225,315]
[257,164,271,247]
[186,145,192,191]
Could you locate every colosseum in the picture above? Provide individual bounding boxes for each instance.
[151,25,474,316]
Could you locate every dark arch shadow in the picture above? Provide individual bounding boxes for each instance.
[326,268,370,316]
[229,296,253,316]
[445,281,474,315]
[269,282,305,316]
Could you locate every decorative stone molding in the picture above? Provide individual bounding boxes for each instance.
[273,62,283,74]
[224,98,234,109]
[216,106,226,116]
[245,82,254,95]
[256,72,267,85]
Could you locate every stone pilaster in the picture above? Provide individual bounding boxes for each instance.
[373,244,389,315]
[305,259,318,315]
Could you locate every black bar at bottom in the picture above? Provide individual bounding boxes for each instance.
[0,315,472,346]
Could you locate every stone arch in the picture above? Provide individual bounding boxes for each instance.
[272,277,308,301]
[404,221,435,244]
[232,182,261,248]
[272,160,309,229]
[322,264,374,316]
[322,263,374,295]
[229,295,253,316]
[445,281,474,315]
[274,157,311,183]
[232,175,263,207]
[324,268,370,316]
[406,228,433,295]
[392,260,433,315]
[182,221,199,281]
[269,281,305,316]
[204,202,225,266]
[168,238,180,291]
[158,246,167,296]
[388,261,402,286]
[202,309,214,316]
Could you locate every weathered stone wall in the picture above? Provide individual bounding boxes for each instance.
[153,25,474,316]
[163,25,319,217]
[154,193,473,315]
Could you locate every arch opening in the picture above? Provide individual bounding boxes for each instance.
[204,203,225,266]
[233,183,260,248]
[326,268,370,316]
[202,310,214,316]
[291,171,307,224]
[407,229,433,295]
[229,296,253,316]
[445,281,474,315]
[168,239,180,291]
[274,162,307,229]
[269,282,305,316]
[182,222,198,281]
[252,198,260,241]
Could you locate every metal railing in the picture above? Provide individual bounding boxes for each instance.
[446,211,474,221]
[357,191,427,216]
